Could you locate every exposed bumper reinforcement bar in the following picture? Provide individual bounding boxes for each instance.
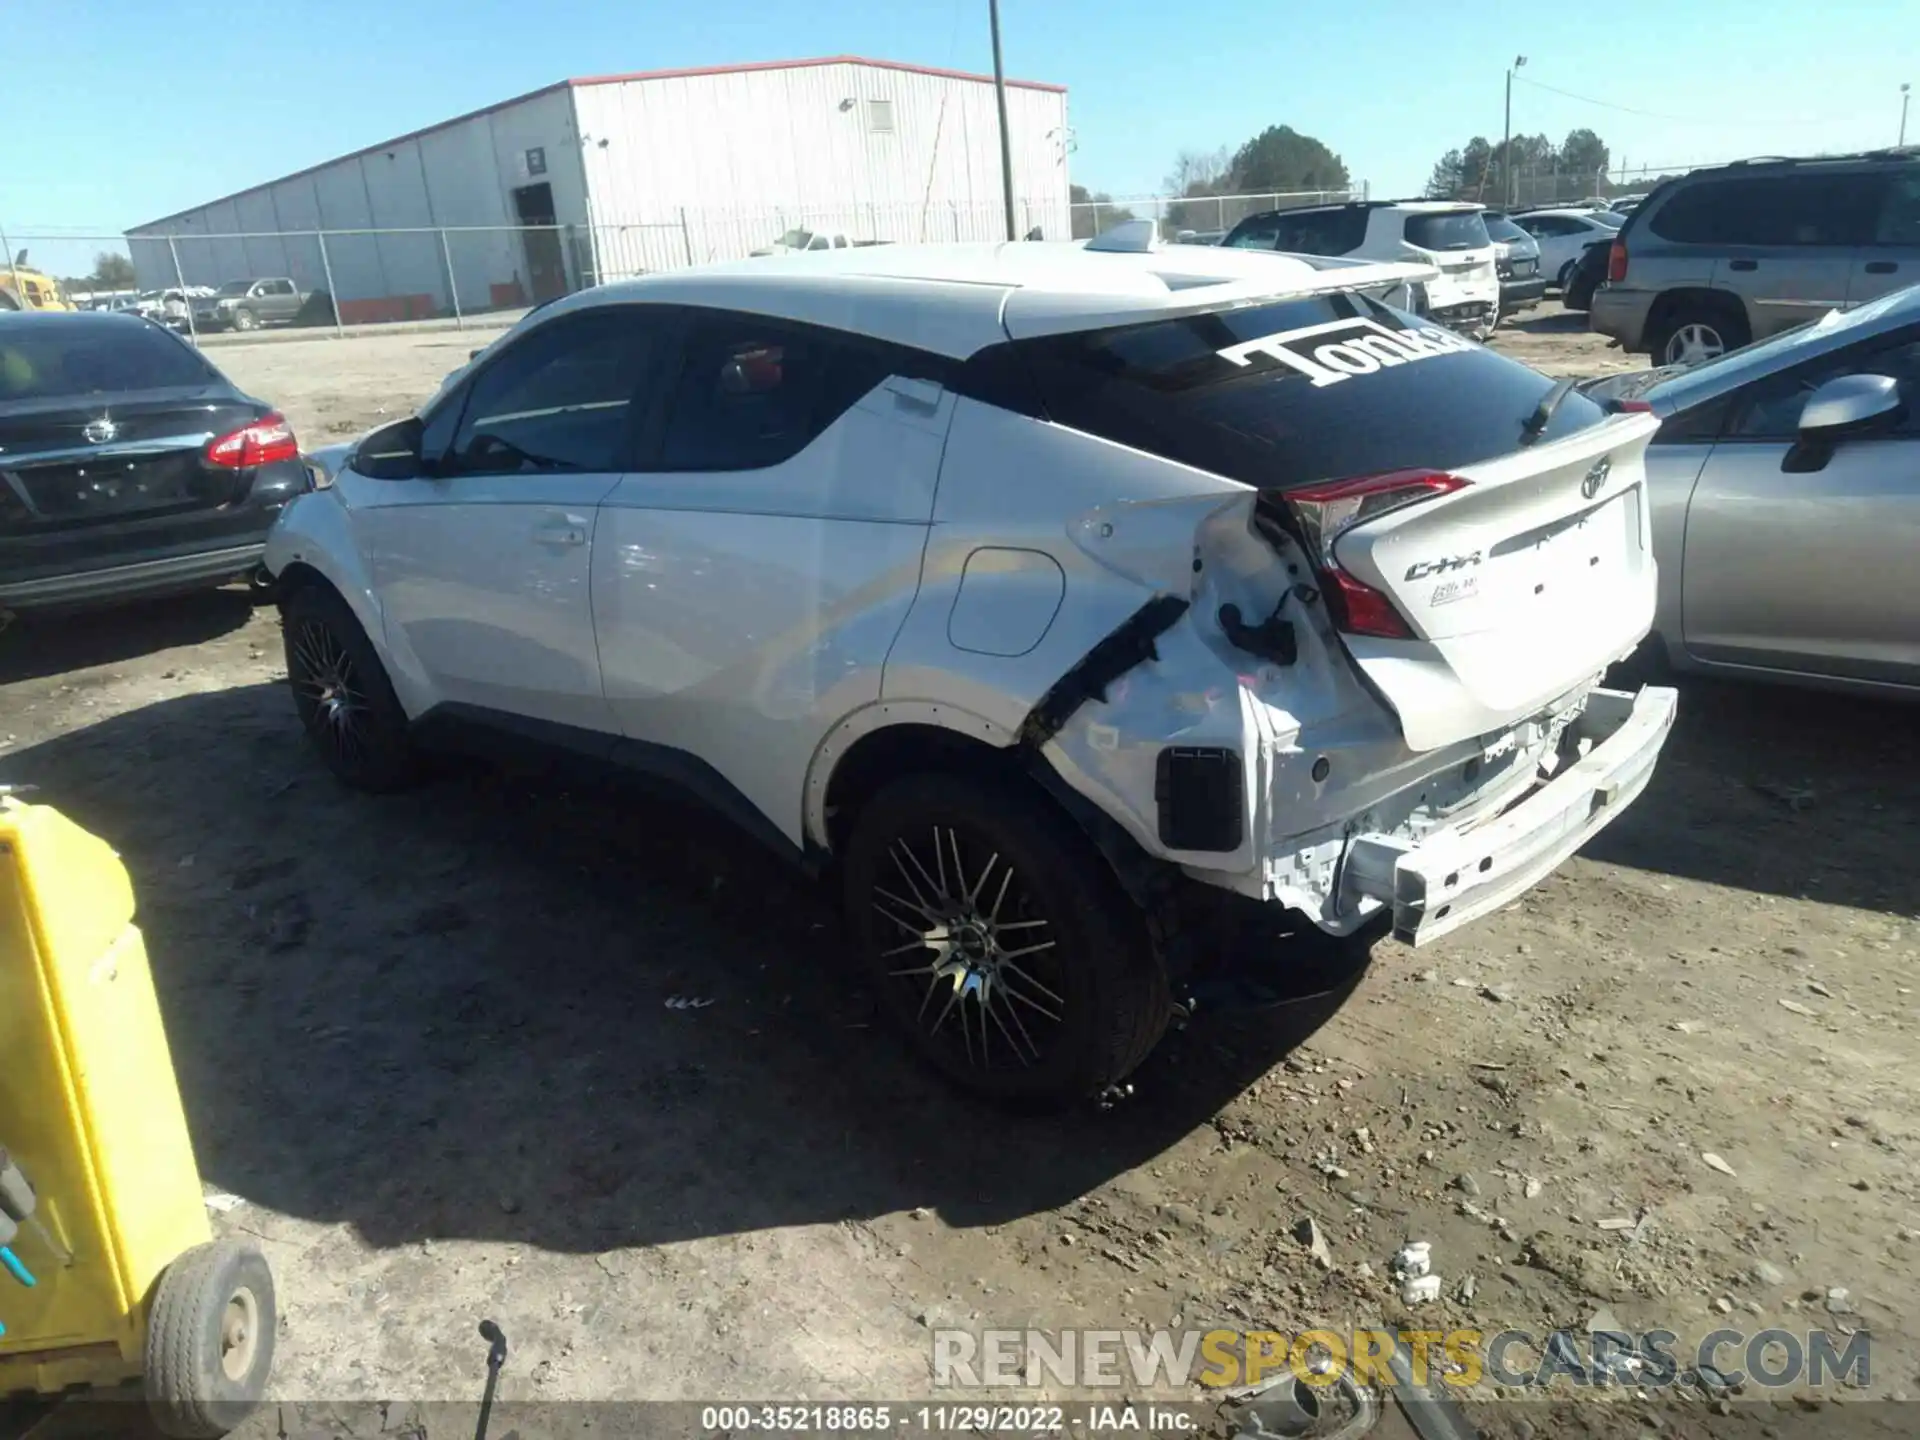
[1341,685,1678,947]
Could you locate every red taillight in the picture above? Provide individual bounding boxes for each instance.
[1606,238,1628,284]
[1613,398,1654,413]
[1285,469,1470,641]
[206,412,298,469]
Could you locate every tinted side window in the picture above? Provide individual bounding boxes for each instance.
[1649,173,1877,246]
[1223,215,1284,250]
[1013,292,1604,493]
[1726,330,1920,439]
[1403,212,1491,251]
[657,315,896,471]
[446,309,665,476]
[1873,172,1920,246]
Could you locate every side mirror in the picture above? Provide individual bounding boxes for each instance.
[1799,372,1901,433]
[1784,373,1903,473]
[352,416,427,481]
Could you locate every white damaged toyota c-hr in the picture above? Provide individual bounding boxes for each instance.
[266,234,1676,1105]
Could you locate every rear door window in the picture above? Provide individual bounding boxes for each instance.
[655,313,900,471]
[1649,173,1878,246]
[1011,291,1605,492]
[1872,172,1920,245]
[1403,212,1491,251]
[0,321,215,401]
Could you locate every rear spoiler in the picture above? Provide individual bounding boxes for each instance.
[1002,258,1440,340]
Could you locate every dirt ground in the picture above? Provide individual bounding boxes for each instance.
[2,304,1916,1438]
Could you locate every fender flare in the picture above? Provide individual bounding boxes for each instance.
[801,699,1017,850]
[266,494,435,717]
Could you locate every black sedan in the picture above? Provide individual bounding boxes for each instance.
[0,311,308,612]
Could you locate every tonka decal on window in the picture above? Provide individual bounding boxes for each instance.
[1217,316,1475,389]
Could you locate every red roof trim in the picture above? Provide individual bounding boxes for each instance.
[568,54,1067,94]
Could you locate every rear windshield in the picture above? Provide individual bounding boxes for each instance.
[1011,291,1605,492]
[1403,212,1491,251]
[0,320,215,402]
[1482,215,1528,243]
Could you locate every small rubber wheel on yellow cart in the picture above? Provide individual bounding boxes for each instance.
[144,1238,277,1439]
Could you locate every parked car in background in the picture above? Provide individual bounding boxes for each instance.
[1560,237,1612,311]
[0,255,73,313]
[1482,211,1545,320]
[268,236,1672,1104]
[0,311,307,612]
[1222,200,1501,337]
[1590,151,1920,366]
[1609,193,1649,216]
[1511,208,1626,291]
[192,278,306,332]
[1172,229,1226,245]
[752,229,854,256]
[1580,283,1920,697]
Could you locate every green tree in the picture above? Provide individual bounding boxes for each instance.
[1559,128,1611,186]
[1227,126,1349,195]
[91,252,137,288]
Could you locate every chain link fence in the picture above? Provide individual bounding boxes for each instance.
[7,187,1372,341]
[1069,189,1364,241]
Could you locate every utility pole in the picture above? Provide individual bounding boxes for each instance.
[1902,83,1911,147]
[1503,55,1527,209]
[989,0,1018,240]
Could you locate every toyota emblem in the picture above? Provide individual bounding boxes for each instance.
[82,418,119,445]
[1581,456,1611,500]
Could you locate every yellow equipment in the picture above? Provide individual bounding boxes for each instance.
[0,794,274,1437]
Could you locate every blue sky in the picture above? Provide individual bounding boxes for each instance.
[4,0,1913,273]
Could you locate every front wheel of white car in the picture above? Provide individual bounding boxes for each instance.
[282,583,418,792]
[842,773,1171,1107]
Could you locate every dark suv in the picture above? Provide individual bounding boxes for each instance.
[1590,150,1920,365]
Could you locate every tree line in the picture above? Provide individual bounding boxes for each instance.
[1423,128,1612,204]
[1070,124,1352,238]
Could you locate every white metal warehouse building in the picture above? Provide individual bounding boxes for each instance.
[125,56,1071,325]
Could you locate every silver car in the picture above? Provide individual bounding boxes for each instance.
[1587,284,1920,698]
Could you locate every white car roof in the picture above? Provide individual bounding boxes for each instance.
[539,240,1434,359]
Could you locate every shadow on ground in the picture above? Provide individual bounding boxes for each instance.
[0,589,257,685]
[3,669,1912,1259]
[3,681,1358,1258]
[1507,308,1590,334]
[1582,674,1919,918]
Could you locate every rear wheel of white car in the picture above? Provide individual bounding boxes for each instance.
[282,583,418,792]
[842,773,1170,1107]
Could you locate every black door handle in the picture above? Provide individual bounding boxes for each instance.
[1728,259,1758,271]
[1865,260,1899,274]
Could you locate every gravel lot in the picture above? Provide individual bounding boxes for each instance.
[1,304,1915,1438]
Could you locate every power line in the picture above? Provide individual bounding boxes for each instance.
[1513,73,1854,128]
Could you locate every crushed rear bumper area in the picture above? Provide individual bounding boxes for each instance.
[1338,685,1677,946]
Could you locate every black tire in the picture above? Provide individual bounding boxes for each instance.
[231,307,257,332]
[1557,259,1579,292]
[842,772,1171,1106]
[144,1239,276,1439]
[1647,300,1749,367]
[282,581,418,791]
